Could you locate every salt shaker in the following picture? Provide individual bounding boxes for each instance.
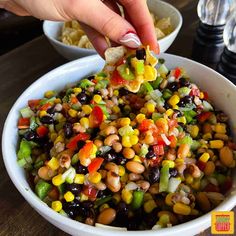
[192,0,234,64]
[217,12,236,83]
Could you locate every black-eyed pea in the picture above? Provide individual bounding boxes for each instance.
[202,123,212,134]
[188,164,201,178]
[104,134,119,146]
[196,192,211,212]
[38,166,51,180]
[136,180,150,192]
[148,183,159,194]
[85,217,94,226]
[123,147,135,159]
[94,139,103,148]
[106,171,121,192]
[133,143,141,154]
[219,146,234,167]
[126,161,145,174]
[99,169,107,179]
[97,208,116,225]
[128,173,143,181]
[177,144,190,159]
[204,161,215,176]
[105,162,119,174]
[104,125,117,136]
[112,142,122,153]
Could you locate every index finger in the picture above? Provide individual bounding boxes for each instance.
[119,0,159,53]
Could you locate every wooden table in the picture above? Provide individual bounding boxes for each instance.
[0,1,234,235]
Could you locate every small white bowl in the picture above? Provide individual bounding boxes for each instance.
[2,53,236,236]
[43,0,182,60]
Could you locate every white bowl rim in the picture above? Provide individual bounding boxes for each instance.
[43,0,182,53]
[2,53,236,235]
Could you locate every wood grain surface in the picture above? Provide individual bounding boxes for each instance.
[0,1,235,235]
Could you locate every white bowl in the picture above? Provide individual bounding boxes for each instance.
[43,0,182,60]
[2,54,236,236]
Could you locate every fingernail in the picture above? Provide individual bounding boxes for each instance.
[119,32,141,48]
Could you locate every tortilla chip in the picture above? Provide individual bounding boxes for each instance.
[105,46,127,65]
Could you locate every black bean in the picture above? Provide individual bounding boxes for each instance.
[63,122,73,138]
[179,77,191,87]
[66,183,81,195]
[179,95,192,107]
[77,140,86,150]
[167,82,179,92]
[89,127,100,139]
[47,106,55,114]
[97,188,113,198]
[115,154,127,165]
[169,168,178,177]
[119,88,130,96]
[148,167,160,184]
[77,92,89,104]
[103,150,117,162]
[76,165,88,174]
[62,199,80,219]
[146,148,156,159]
[23,130,36,141]
[87,75,95,81]
[40,115,54,124]
[144,208,159,228]
[136,48,146,60]
[173,109,182,117]
[79,201,94,217]
[164,102,171,110]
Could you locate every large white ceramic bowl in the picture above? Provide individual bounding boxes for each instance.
[43,0,182,60]
[2,54,236,236]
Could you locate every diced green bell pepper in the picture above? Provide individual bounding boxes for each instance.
[159,164,170,192]
[131,190,144,209]
[35,180,52,200]
[151,76,163,89]
[117,64,135,81]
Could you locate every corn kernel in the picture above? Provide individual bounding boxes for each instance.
[112,105,120,113]
[80,117,89,129]
[120,173,129,183]
[146,103,155,113]
[99,203,109,212]
[113,90,119,96]
[168,95,180,107]
[177,116,186,125]
[203,132,212,140]
[51,201,62,212]
[118,165,126,176]
[144,199,157,213]
[144,193,153,202]
[199,153,210,163]
[64,191,75,202]
[185,174,194,184]
[172,105,179,110]
[165,193,174,206]
[118,98,124,104]
[112,193,121,204]
[80,193,89,201]
[189,125,199,138]
[73,87,82,94]
[93,94,102,104]
[140,107,147,114]
[173,203,191,215]
[88,171,102,184]
[47,157,60,171]
[82,105,92,115]
[44,90,55,98]
[136,114,146,123]
[209,140,224,149]
[68,109,77,118]
[191,180,200,190]
[122,136,132,148]
[50,132,58,142]
[121,189,133,204]
[120,117,131,126]
[133,155,142,163]
[74,174,85,184]
[54,98,61,104]
[133,129,140,136]
[166,109,174,117]
[54,135,64,144]
[199,92,204,99]
[175,158,184,164]
[191,209,199,215]
[215,123,226,134]
[39,110,47,118]
[52,174,64,186]
[130,135,139,145]
[162,160,175,168]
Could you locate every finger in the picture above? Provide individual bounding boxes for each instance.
[2,1,30,16]
[119,0,159,53]
[65,0,142,49]
[80,22,109,58]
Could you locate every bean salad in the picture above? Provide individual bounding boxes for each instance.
[17,47,236,230]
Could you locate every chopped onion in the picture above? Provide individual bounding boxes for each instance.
[185,157,196,164]
[168,177,181,193]
[125,182,138,190]
[161,134,171,145]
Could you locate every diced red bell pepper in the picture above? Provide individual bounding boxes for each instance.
[153,145,164,156]
[197,111,212,123]
[111,70,127,86]
[203,183,220,193]
[155,135,166,146]
[168,119,178,130]
[83,185,98,198]
[36,125,48,137]
[88,158,104,173]
[174,67,181,78]
[138,119,154,132]
[39,103,51,111]
[28,99,41,110]
[150,156,163,167]
[66,133,90,150]
[89,106,104,128]
[190,88,200,97]
[18,117,30,129]
[70,96,78,104]
[203,91,209,100]
[78,141,94,159]
[169,135,177,148]
[196,160,206,171]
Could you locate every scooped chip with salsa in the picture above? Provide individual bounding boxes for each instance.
[104,46,158,93]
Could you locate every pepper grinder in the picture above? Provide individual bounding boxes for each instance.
[217,12,236,83]
[192,0,233,65]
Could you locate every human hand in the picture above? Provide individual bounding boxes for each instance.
[0,0,159,56]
